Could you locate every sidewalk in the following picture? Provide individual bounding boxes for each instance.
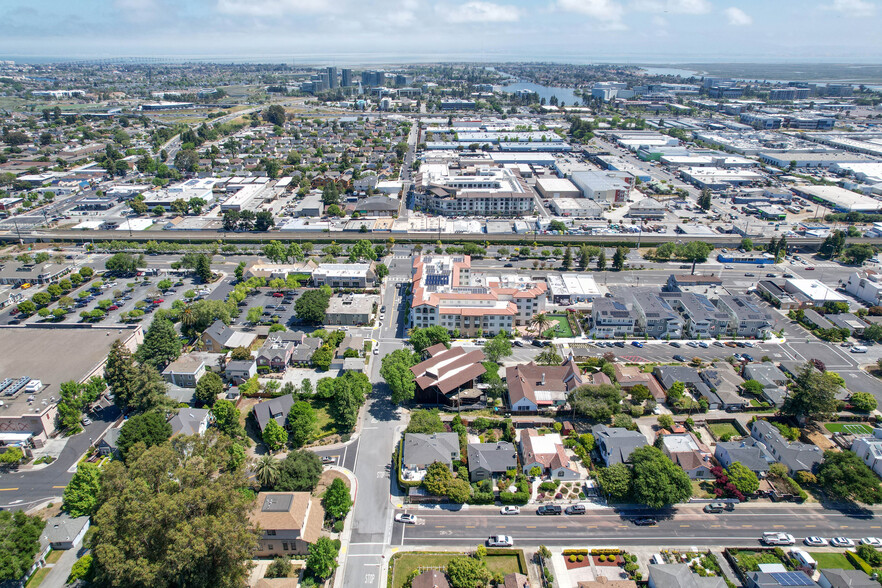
[40,548,82,588]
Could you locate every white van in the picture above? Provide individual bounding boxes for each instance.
[851,345,869,354]
[789,548,817,569]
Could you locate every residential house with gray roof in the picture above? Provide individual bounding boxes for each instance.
[593,424,648,466]
[819,569,879,588]
[591,297,635,339]
[715,295,773,338]
[401,433,461,482]
[660,292,730,338]
[714,440,774,476]
[169,408,211,437]
[202,320,257,352]
[742,362,789,407]
[700,365,749,410]
[467,441,518,481]
[648,563,727,588]
[253,394,295,433]
[626,290,684,339]
[751,420,823,474]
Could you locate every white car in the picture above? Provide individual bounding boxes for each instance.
[762,532,795,546]
[861,537,882,547]
[698,342,709,348]
[831,537,855,548]
[394,513,416,524]
[686,341,699,348]
[487,535,513,547]
[500,506,520,515]
[803,536,828,547]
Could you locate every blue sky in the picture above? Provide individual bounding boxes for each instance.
[1,0,880,62]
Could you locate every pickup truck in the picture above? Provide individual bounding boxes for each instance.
[762,532,795,545]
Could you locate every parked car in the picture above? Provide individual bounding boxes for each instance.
[633,518,657,526]
[394,513,417,524]
[703,503,732,513]
[686,341,699,348]
[631,341,644,348]
[531,340,544,347]
[81,416,92,426]
[108,305,119,311]
[861,537,882,547]
[742,354,754,362]
[487,535,513,547]
[513,340,524,347]
[851,346,868,354]
[805,267,815,271]
[698,342,709,348]
[713,341,724,347]
[803,536,829,547]
[536,505,562,515]
[765,273,776,278]
[831,537,855,548]
[272,292,284,297]
[762,532,795,545]
[783,273,794,278]
[321,456,335,464]
[673,354,687,362]
[565,504,587,515]
[614,341,625,348]
[500,506,520,515]
[669,342,681,348]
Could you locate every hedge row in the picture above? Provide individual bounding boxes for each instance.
[846,551,874,576]
[394,440,421,489]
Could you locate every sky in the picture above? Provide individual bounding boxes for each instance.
[1,0,880,63]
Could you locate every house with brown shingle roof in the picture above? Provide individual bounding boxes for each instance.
[506,359,583,412]
[519,429,579,480]
[249,492,324,556]
[614,364,666,402]
[411,345,486,406]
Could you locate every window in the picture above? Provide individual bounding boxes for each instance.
[266,530,276,536]
[282,543,289,551]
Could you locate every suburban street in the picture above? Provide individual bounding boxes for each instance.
[390,503,882,547]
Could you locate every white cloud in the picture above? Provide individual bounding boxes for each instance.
[723,6,752,25]
[216,0,337,17]
[630,0,711,14]
[555,0,625,22]
[822,0,876,17]
[442,1,521,22]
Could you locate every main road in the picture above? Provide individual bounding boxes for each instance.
[391,503,882,547]
[336,250,412,588]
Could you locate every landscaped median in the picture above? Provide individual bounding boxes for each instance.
[387,548,528,588]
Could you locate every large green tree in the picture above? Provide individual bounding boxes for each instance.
[211,399,244,439]
[306,537,339,581]
[483,333,512,363]
[322,478,352,520]
[286,401,317,447]
[295,287,332,323]
[63,462,102,517]
[136,318,182,369]
[91,433,258,588]
[726,462,760,496]
[570,384,622,422]
[404,410,446,434]
[0,511,45,582]
[409,326,451,354]
[423,462,470,503]
[274,450,323,492]
[380,349,419,404]
[194,372,223,407]
[262,419,288,451]
[817,450,882,504]
[782,362,841,422]
[446,556,491,588]
[596,463,632,501]
[116,411,172,460]
[630,446,692,508]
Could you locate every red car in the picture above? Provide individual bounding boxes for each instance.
[805,267,815,271]
[10,308,19,315]
[272,292,284,298]
[108,305,119,311]
[153,299,164,304]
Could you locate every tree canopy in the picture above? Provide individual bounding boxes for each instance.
[194,372,224,407]
[405,409,446,435]
[286,401,317,447]
[817,450,882,504]
[116,411,172,460]
[409,326,451,354]
[380,349,419,404]
[630,445,692,508]
[423,461,470,503]
[0,511,45,582]
[274,450,323,492]
[91,433,258,588]
[63,462,102,517]
[295,286,332,323]
[322,478,352,521]
[570,384,622,422]
[483,333,512,363]
[782,362,841,422]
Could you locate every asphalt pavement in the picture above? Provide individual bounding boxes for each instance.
[391,503,882,547]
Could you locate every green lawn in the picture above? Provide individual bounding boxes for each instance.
[390,553,456,588]
[25,567,50,588]
[691,480,715,499]
[312,400,338,441]
[485,554,524,576]
[45,550,63,564]
[708,422,739,440]
[824,423,874,434]
[809,552,855,570]
[543,314,574,338]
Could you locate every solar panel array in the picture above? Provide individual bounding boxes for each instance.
[0,377,32,397]
[770,572,811,587]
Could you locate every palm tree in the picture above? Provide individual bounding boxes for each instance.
[180,306,196,331]
[254,454,280,489]
[530,313,552,339]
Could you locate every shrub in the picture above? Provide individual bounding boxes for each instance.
[570,555,577,562]
[577,555,584,562]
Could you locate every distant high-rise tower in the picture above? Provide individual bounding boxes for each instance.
[341,68,352,87]
[327,67,338,89]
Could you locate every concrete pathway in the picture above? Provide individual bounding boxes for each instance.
[40,548,81,588]
[549,550,573,588]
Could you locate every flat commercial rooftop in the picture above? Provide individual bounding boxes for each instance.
[0,326,140,417]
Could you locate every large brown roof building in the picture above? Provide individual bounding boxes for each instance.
[249,492,324,556]
[411,345,486,406]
